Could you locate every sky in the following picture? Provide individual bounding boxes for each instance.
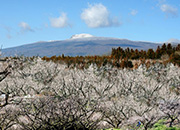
[0,0,180,48]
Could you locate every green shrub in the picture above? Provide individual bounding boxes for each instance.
[153,120,180,130]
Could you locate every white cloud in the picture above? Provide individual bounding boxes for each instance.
[160,4,178,17]
[130,9,138,16]
[158,0,166,4]
[81,3,120,28]
[50,12,70,28]
[19,22,34,33]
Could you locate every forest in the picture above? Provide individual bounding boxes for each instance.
[42,43,180,68]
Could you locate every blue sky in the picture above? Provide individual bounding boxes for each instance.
[0,0,180,48]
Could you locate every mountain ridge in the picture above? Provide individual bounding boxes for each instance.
[2,35,162,57]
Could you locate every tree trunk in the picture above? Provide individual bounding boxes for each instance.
[169,118,175,127]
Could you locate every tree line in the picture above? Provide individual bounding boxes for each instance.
[111,43,180,61]
[42,43,180,68]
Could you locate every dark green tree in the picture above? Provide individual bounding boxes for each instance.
[147,49,155,59]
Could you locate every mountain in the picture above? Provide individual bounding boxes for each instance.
[2,34,161,57]
[166,39,180,44]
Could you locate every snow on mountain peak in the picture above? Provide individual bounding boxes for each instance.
[70,34,94,39]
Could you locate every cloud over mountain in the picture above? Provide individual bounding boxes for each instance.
[50,12,70,28]
[19,22,34,33]
[130,9,138,16]
[160,4,178,17]
[81,3,120,28]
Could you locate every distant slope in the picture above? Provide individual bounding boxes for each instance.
[2,37,161,57]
